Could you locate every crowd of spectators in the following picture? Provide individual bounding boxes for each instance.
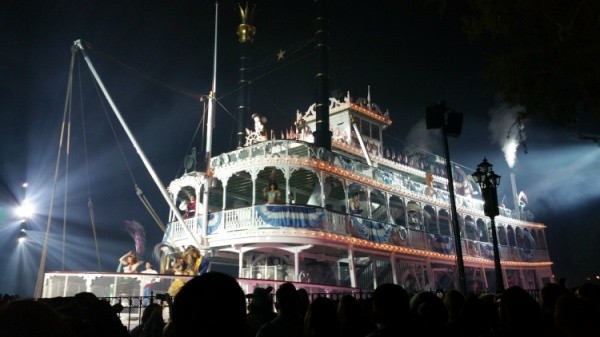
[1,272,599,337]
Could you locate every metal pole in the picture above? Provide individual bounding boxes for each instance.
[489,216,504,293]
[442,126,467,294]
[74,40,200,246]
[201,1,219,247]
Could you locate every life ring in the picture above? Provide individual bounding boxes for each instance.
[398,226,408,241]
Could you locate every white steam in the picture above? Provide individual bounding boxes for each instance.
[488,101,526,168]
[406,118,441,153]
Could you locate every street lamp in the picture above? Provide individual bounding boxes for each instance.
[472,157,504,293]
[426,101,467,294]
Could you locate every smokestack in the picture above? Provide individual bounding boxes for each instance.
[510,172,520,219]
[313,0,331,150]
[236,3,256,149]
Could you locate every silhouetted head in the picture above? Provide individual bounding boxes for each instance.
[372,283,410,325]
[171,272,246,337]
[275,282,298,314]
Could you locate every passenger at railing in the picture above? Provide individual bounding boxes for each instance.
[119,251,142,273]
[141,262,159,305]
[184,195,197,219]
[263,182,281,204]
[350,193,362,216]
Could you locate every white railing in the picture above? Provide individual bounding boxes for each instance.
[165,205,549,263]
[42,272,368,300]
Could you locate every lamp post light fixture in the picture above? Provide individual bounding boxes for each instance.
[472,157,504,293]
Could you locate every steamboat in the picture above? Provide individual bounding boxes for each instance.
[41,2,552,302]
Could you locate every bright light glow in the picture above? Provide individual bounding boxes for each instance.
[22,182,29,188]
[15,202,35,219]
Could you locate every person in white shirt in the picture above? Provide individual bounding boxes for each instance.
[141,262,159,305]
[142,262,158,274]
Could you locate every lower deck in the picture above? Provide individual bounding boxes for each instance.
[162,204,553,292]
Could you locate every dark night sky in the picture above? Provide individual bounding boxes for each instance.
[1,1,598,296]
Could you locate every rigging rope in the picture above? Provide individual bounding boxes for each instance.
[87,65,167,234]
[61,79,71,271]
[35,46,78,297]
[77,59,102,271]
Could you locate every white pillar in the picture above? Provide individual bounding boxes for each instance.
[390,253,398,284]
[348,246,356,288]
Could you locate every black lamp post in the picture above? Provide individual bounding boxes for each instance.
[472,157,504,293]
[425,101,466,294]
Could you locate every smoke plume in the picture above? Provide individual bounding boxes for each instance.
[406,118,442,154]
[488,101,526,168]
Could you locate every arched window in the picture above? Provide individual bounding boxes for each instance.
[370,189,389,223]
[389,196,406,226]
[507,226,516,247]
[289,168,318,205]
[438,209,451,236]
[226,171,252,208]
[498,226,508,246]
[476,218,488,242]
[464,216,478,241]
[324,176,345,212]
[406,201,422,229]
[424,205,438,234]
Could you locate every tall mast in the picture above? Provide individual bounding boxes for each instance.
[313,0,331,151]
[201,1,219,245]
[236,2,256,148]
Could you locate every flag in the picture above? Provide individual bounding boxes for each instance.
[123,220,146,256]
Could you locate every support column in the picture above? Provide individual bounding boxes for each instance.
[294,252,300,282]
[390,253,398,285]
[481,265,489,290]
[238,249,244,278]
[371,256,378,289]
[348,246,356,288]
[426,259,435,291]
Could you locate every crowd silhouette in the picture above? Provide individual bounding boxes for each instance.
[1,272,599,337]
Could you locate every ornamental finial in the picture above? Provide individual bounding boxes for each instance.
[237,2,256,43]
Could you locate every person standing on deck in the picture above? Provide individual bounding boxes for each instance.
[119,251,142,273]
[263,182,281,204]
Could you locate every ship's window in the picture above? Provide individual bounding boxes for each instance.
[208,178,223,211]
[324,176,345,212]
[424,205,437,234]
[370,189,388,223]
[438,209,451,235]
[225,171,252,208]
[389,196,405,226]
[498,226,508,246]
[175,187,197,220]
[406,201,422,229]
[476,218,488,242]
[348,182,367,216]
[507,226,516,247]
[360,119,370,137]
[371,124,380,141]
[289,168,318,205]
[257,167,286,204]
[465,216,478,241]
